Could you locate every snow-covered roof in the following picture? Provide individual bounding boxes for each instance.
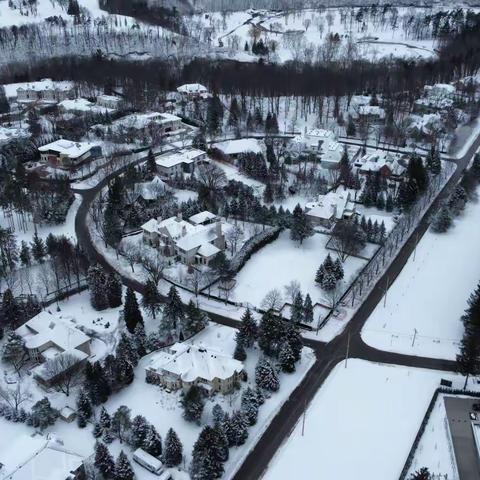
[97,94,122,103]
[16,79,73,93]
[425,83,456,94]
[197,242,221,258]
[213,138,262,155]
[0,126,28,143]
[16,310,91,352]
[147,343,243,383]
[176,223,221,252]
[354,151,405,175]
[0,434,83,480]
[306,128,335,139]
[177,83,208,94]
[358,105,385,118]
[33,349,89,381]
[156,149,205,168]
[306,191,351,221]
[38,139,98,158]
[133,176,168,201]
[189,211,217,225]
[59,98,113,113]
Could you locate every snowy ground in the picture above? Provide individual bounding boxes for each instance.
[214,230,367,314]
[264,359,468,480]
[407,394,458,479]
[362,190,480,361]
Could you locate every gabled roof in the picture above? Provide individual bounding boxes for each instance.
[189,211,217,225]
[147,343,243,383]
[38,139,97,158]
[177,83,208,94]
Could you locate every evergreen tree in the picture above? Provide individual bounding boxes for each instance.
[234,333,247,361]
[29,398,59,430]
[181,385,205,423]
[0,85,10,114]
[290,204,314,244]
[238,308,258,347]
[87,265,109,311]
[471,153,480,181]
[2,330,27,372]
[426,144,441,175]
[258,312,285,357]
[346,115,356,136]
[103,202,123,247]
[95,442,115,479]
[163,428,183,467]
[191,425,226,480]
[0,289,22,331]
[333,258,344,281]
[409,467,432,480]
[291,291,304,323]
[130,414,149,448]
[114,450,134,480]
[146,149,156,175]
[279,342,296,373]
[141,279,162,319]
[100,406,111,430]
[284,322,303,362]
[386,193,394,212]
[206,95,224,138]
[93,422,103,438]
[133,322,147,356]
[123,287,143,334]
[457,333,480,389]
[227,411,248,446]
[76,390,92,420]
[19,241,31,267]
[228,98,241,129]
[303,294,314,324]
[431,204,452,233]
[183,300,208,337]
[255,358,279,391]
[143,424,162,458]
[161,286,184,334]
[30,232,46,263]
[116,332,139,367]
[241,387,259,425]
[106,273,122,308]
[111,406,131,444]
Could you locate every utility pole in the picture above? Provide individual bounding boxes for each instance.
[301,400,306,436]
[383,276,389,307]
[412,328,418,347]
[345,332,350,368]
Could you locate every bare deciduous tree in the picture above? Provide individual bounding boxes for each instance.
[0,383,32,413]
[261,288,284,312]
[42,353,83,397]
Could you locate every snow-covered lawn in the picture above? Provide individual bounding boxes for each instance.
[407,394,458,479]
[264,359,465,480]
[219,230,367,312]
[362,192,480,361]
[103,323,315,478]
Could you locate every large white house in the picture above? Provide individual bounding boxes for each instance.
[353,151,405,179]
[16,79,75,105]
[177,83,210,99]
[96,94,124,110]
[16,311,91,387]
[290,128,343,167]
[305,190,356,227]
[141,213,226,265]
[155,148,207,179]
[38,139,102,171]
[145,342,244,394]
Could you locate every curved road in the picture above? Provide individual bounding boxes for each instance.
[73,132,480,480]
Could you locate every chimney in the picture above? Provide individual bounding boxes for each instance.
[176,211,183,222]
[182,225,187,237]
[215,220,222,238]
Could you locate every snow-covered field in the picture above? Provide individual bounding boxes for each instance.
[219,230,367,312]
[264,359,465,480]
[362,190,480,361]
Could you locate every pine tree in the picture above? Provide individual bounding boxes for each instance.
[227,411,249,446]
[181,385,205,423]
[333,258,344,281]
[123,287,143,334]
[87,265,109,311]
[2,331,27,372]
[238,308,257,347]
[103,201,123,248]
[431,204,452,233]
[279,342,296,373]
[290,204,314,244]
[29,398,59,430]
[163,428,183,467]
[234,334,247,361]
[0,289,22,331]
[93,422,103,438]
[284,322,303,362]
[303,294,314,324]
[457,332,480,390]
[30,232,46,263]
[106,273,122,308]
[346,115,356,136]
[116,333,139,367]
[255,358,280,392]
[76,390,92,420]
[241,387,259,425]
[77,413,87,428]
[133,322,147,356]
[386,193,394,212]
[190,426,225,480]
[183,300,208,337]
[141,279,162,319]
[100,406,111,430]
[130,414,149,448]
[0,85,10,114]
[161,286,184,334]
[143,424,162,458]
[409,467,432,480]
[95,442,115,479]
[146,149,156,175]
[291,291,304,323]
[111,405,131,444]
[19,241,31,267]
[114,450,134,480]
[258,312,285,357]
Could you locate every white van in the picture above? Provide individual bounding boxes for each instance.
[133,448,164,475]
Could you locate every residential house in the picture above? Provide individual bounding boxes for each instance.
[0,434,84,480]
[353,151,406,180]
[141,213,226,266]
[113,112,182,136]
[16,80,75,105]
[290,129,343,167]
[127,176,169,209]
[189,211,218,226]
[155,148,207,179]
[96,94,124,110]
[145,342,244,394]
[177,83,210,100]
[414,83,457,112]
[358,105,386,123]
[212,138,263,160]
[305,190,356,228]
[38,139,102,172]
[15,310,91,387]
